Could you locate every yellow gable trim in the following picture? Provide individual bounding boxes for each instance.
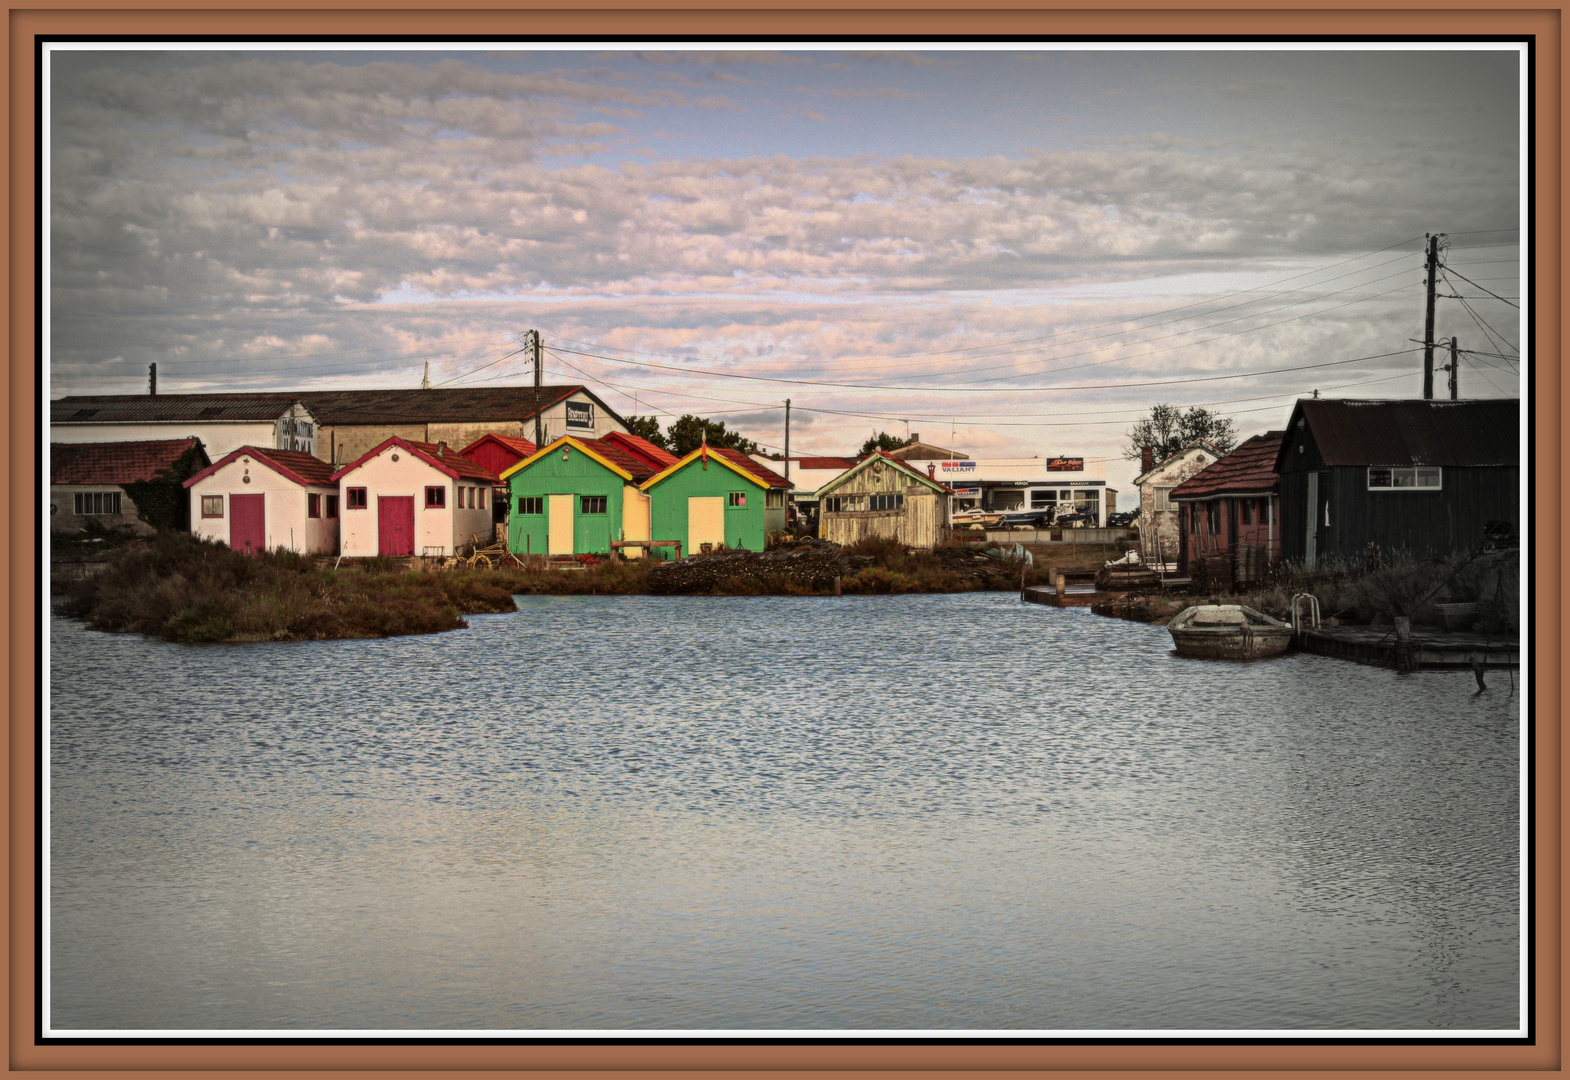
[639,447,764,491]
[499,435,633,483]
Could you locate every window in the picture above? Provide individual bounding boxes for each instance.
[346,487,368,510]
[870,493,904,511]
[73,491,121,516]
[580,495,607,515]
[727,492,747,508]
[823,494,867,514]
[308,493,322,518]
[326,495,339,519]
[426,486,446,509]
[1152,486,1174,512]
[1368,466,1442,490]
[765,489,786,508]
[519,496,543,515]
[1239,499,1252,526]
[1030,489,1055,508]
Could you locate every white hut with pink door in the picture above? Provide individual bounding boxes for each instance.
[183,446,340,554]
[330,436,500,558]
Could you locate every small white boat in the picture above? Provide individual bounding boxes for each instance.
[1167,604,1294,660]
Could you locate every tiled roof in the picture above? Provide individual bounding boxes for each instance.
[711,447,791,488]
[52,394,303,424]
[796,456,858,470]
[51,438,205,485]
[406,441,502,482]
[1170,433,1284,500]
[296,386,583,425]
[577,437,659,482]
[183,446,338,489]
[464,433,537,456]
[600,430,679,471]
[330,436,501,483]
[1287,398,1520,468]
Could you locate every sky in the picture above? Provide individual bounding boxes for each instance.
[46,44,1525,495]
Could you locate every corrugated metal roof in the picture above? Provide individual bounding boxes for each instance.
[1291,399,1520,467]
[1169,433,1284,500]
[296,386,581,425]
[51,438,205,485]
[52,394,303,423]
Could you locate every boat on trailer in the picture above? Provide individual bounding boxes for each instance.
[1167,604,1294,660]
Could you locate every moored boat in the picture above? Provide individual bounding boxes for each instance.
[1167,604,1294,660]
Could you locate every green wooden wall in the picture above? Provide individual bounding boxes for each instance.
[505,447,628,556]
[645,459,782,559]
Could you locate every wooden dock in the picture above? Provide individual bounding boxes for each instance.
[1298,625,1518,670]
[1020,584,1104,608]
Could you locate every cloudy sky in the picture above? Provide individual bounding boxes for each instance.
[46,44,1524,493]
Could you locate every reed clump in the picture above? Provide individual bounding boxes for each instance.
[58,531,517,643]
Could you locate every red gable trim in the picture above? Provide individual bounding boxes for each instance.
[328,436,499,484]
[183,446,337,489]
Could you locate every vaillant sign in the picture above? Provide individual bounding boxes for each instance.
[565,400,595,431]
[935,461,976,475]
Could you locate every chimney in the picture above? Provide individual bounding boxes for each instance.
[1140,445,1154,474]
[436,441,447,458]
[149,362,157,397]
[910,432,920,443]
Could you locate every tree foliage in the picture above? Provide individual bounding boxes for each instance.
[1123,404,1237,466]
[623,415,669,450]
[857,432,913,457]
[121,440,210,531]
[665,414,761,457]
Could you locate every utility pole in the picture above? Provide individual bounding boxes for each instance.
[530,329,543,449]
[421,360,430,390]
[1449,337,1459,400]
[1422,233,1443,399]
[148,362,156,397]
[783,398,791,484]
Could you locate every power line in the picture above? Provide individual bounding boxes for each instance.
[1442,265,1520,308]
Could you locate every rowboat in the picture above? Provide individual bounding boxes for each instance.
[1167,604,1294,660]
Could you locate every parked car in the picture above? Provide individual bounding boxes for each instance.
[1106,511,1138,527]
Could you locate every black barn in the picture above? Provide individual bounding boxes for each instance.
[1275,398,1520,568]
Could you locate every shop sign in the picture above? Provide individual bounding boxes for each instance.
[1045,456,1084,472]
[565,401,595,431]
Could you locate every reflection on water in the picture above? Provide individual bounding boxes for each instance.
[48,594,1521,1031]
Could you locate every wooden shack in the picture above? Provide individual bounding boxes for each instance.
[814,452,951,550]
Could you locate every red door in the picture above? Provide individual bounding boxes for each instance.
[378,496,415,557]
[230,493,265,555]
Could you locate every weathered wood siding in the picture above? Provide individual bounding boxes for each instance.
[819,463,950,549]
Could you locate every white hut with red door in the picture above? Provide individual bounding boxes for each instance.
[330,436,500,558]
[183,446,339,554]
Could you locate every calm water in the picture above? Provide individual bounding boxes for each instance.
[48,594,1522,1033]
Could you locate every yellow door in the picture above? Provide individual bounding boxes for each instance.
[621,487,650,558]
[688,496,725,552]
[547,494,575,554]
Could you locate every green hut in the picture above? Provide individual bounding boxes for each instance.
[640,447,790,558]
[499,435,659,557]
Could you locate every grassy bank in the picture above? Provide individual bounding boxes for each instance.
[59,531,519,642]
[57,532,1052,644]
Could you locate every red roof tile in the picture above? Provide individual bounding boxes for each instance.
[51,438,206,485]
[329,436,501,484]
[459,432,537,458]
[1170,433,1285,500]
[576,437,660,482]
[600,430,679,471]
[796,456,858,470]
[711,447,791,488]
[183,446,339,489]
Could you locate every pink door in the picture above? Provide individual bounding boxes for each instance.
[378,496,415,557]
[230,493,265,555]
